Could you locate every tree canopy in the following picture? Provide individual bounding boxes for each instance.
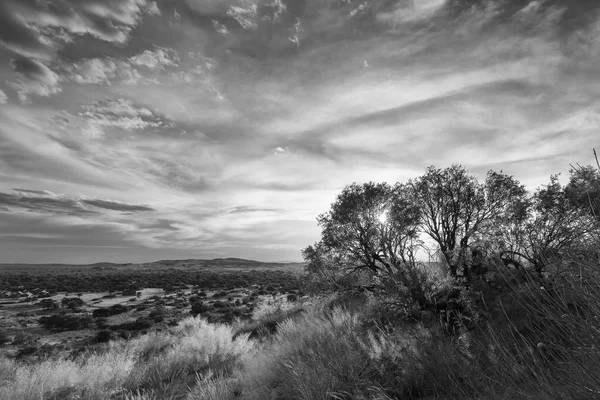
[409,165,528,277]
[305,162,600,295]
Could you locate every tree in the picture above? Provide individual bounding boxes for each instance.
[519,175,597,274]
[566,164,600,222]
[61,297,85,310]
[303,182,427,305]
[38,298,58,310]
[303,240,361,292]
[410,165,528,277]
[319,182,421,272]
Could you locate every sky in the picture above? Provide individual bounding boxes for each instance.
[0,0,599,264]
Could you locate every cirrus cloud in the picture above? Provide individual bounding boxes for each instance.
[0,0,158,59]
[69,58,142,85]
[8,56,62,102]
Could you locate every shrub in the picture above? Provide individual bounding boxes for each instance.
[93,304,130,318]
[212,301,229,310]
[191,302,209,317]
[38,314,93,331]
[95,330,115,343]
[61,297,85,310]
[0,331,10,346]
[148,309,165,323]
[15,346,40,360]
[286,294,298,302]
[38,299,58,310]
[12,331,37,345]
[96,318,109,330]
[111,317,153,332]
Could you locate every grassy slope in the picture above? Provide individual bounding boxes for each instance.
[1,257,599,400]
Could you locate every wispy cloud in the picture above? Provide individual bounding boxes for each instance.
[229,206,280,214]
[8,56,62,102]
[0,191,96,216]
[0,190,154,215]
[0,0,156,59]
[69,47,181,86]
[77,98,174,133]
[81,199,155,212]
[69,58,143,86]
[129,47,180,69]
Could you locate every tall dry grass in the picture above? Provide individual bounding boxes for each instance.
[466,254,600,399]
[0,317,251,400]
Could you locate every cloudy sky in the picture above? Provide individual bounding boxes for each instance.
[0,0,599,264]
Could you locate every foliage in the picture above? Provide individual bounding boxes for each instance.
[38,298,58,310]
[0,269,302,296]
[38,313,93,332]
[303,160,600,335]
[190,301,209,317]
[0,331,10,346]
[110,317,154,332]
[566,163,600,221]
[304,182,430,311]
[92,304,130,318]
[410,165,528,277]
[61,297,86,310]
[518,174,597,273]
[0,316,251,400]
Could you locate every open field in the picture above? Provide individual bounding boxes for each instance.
[0,258,304,293]
[0,259,305,364]
[0,257,305,274]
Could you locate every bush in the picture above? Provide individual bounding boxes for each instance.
[190,301,209,317]
[212,301,229,310]
[15,345,40,360]
[122,288,138,297]
[110,317,153,332]
[61,297,85,310]
[92,304,129,318]
[286,294,298,302]
[95,330,115,343]
[38,314,93,332]
[37,299,58,310]
[12,331,37,345]
[95,318,109,330]
[148,309,165,323]
[0,331,10,346]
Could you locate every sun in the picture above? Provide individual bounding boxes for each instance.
[378,210,388,224]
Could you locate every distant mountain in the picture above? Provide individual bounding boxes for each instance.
[212,257,262,263]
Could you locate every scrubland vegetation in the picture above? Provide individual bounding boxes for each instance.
[1,154,600,399]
